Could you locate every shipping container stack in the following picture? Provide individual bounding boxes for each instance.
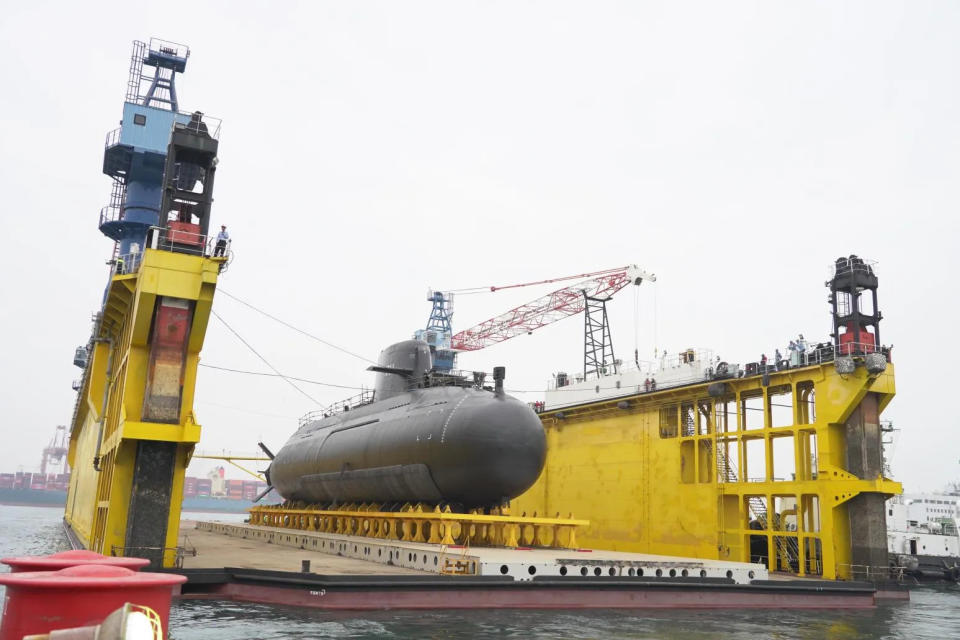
[183,476,198,498]
[172,474,267,502]
[54,473,70,491]
[16,472,31,489]
[241,481,268,501]
[196,478,212,497]
[226,479,244,499]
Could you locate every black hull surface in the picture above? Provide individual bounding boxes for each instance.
[890,553,960,582]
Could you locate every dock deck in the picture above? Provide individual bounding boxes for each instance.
[169,519,890,610]
[179,520,419,576]
[185,519,766,583]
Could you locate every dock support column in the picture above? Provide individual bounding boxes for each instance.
[125,441,177,567]
[844,393,887,580]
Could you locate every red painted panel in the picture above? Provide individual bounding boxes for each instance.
[142,298,193,423]
[155,304,191,349]
[167,221,203,246]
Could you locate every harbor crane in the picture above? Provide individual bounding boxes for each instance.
[40,426,69,476]
[420,265,655,379]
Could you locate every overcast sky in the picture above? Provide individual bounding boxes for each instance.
[1,1,957,492]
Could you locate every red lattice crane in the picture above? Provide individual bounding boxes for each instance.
[450,265,655,352]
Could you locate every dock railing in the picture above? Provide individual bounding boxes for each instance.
[829,256,878,280]
[108,226,230,278]
[104,126,122,148]
[544,340,890,401]
[146,225,215,257]
[298,369,499,427]
[174,112,222,140]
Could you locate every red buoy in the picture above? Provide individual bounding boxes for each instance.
[1,549,150,573]
[0,564,185,640]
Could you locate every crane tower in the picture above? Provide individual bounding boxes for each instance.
[414,290,457,372]
[40,426,69,477]
[420,265,654,377]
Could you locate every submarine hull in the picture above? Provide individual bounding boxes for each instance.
[269,386,546,508]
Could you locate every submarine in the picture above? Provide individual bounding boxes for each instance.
[266,339,547,509]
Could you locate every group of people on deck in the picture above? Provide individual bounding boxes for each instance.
[759,334,809,371]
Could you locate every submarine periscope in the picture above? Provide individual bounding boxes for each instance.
[267,339,546,509]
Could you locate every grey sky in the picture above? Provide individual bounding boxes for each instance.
[1,2,957,491]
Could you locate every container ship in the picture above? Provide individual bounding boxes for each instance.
[1,459,273,513]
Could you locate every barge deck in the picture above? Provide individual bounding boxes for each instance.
[169,520,899,609]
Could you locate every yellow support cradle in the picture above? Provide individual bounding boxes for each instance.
[248,502,589,550]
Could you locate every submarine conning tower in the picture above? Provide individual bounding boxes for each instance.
[369,340,434,401]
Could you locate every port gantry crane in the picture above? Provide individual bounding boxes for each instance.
[40,426,69,477]
[421,265,655,379]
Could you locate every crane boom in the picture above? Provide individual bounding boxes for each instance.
[451,265,654,351]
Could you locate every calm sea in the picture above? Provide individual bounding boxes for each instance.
[2,505,958,639]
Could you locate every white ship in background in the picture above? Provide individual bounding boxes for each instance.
[887,487,960,582]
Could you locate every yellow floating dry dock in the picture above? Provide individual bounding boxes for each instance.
[239,257,900,584]
[242,352,898,582]
[65,243,222,568]
[64,37,224,568]
[508,256,901,582]
[59,40,898,611]
[512,357,898,581]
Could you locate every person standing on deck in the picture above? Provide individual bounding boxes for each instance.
[214,225,230,257]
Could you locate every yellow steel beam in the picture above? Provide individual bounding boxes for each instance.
[192,454,269,481]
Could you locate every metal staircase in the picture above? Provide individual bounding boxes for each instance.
[716,444,800,571]
[125,40,146,103]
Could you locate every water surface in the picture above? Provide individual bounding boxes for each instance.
[2,506,957,639]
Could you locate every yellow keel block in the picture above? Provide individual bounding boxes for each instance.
[248,502,589,550]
